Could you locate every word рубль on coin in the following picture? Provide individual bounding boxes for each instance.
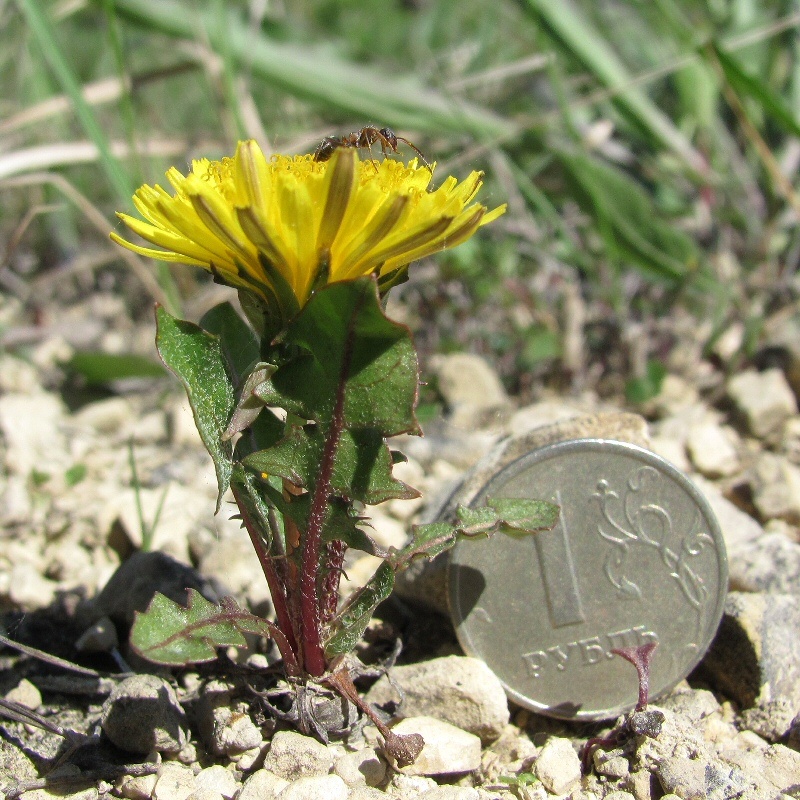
[522,623,658,679]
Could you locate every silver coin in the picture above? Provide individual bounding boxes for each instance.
[447,438,728,720]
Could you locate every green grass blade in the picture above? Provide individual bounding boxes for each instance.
[709,41,800,138]
[99,0,508,139]
[16,0,134,202]
[519,0,705,171]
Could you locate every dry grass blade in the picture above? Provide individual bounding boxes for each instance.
[1,170,174,307]
[0,632,101,678]
[0,77,128,136]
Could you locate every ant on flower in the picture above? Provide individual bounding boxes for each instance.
[313,126,432,172]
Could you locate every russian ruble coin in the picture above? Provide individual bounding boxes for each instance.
[447,438,728,720]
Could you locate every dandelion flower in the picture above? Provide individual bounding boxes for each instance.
[112,140,505,324]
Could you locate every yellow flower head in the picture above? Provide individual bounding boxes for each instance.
[112,139,505,324]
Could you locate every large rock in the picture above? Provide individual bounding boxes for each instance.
[85,550,219,629]
[750,452,800,523]
[729,527,800,594]
[263,730,334,780]
[702,592,800,712]
[534,737,581,795]
[237,770,288,800]
[365,656,508,743]
[275,774,348,800]
[387,716,481,776]
[430,353,510,429]
[727,368,797,439]
[333,746,386,787]
[101,674,187,754]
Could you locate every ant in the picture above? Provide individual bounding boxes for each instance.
[313,126,432,172]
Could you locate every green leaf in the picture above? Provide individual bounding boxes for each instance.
[130,590,273,666]
[67,351,165,385]
[64,464,87,487]
[244,425,419,505]
[483,498,561,537]
[223,363,277,442]
[233,404,286,461]
[155,306,234,510]
[625,359,667,404]
[324,561,395,657]
[391,499,559,568]
[255,277,420,436]
[200,302,260,385]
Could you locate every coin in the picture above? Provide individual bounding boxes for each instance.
[447,438,728,720]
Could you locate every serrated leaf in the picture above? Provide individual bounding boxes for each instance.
[130,589,273,666]
[156,306,234,510]
[255,277,420,435]
[390,522,459,565]
[484,497,560,535]
[324,561,395,657]
[391,499,559,567]
[244,425,419,505]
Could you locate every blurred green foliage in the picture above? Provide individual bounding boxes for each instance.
[1,0,799,395]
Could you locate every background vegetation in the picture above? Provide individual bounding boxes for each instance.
[1,0,799,403]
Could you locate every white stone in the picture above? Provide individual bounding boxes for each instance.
[8,562,58,609]
[728,368,797,438]
[153,763,197,800]
[194,766,238,799]
[691,476,764,559]
[106,482,212,563]
[686,422,740,477]
[73,397,135,435]
[651,374,700,416]
[5,678,41,710]
[185,791,224,800]
[751,452,800,522]
[416,788,480,800]
[0,353,40,393]
[649,435,691,473]
[119,773,158,800]
[348,788,387,800]
[389,716,481,776]
[237,769,289,800]
[206,706,264,755]
[333,747,386,787]
[387,773,438,798]
[275,774,349,800]
[366,656,508,744]
[0,391,69,476]
[198,522,272,610]
[430,353,509,429]
[264,730,334,780]
[534,737,581,795]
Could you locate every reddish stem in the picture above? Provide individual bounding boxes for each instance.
[320,539,348,625]
[299,311,358,677]
[231,484,299,661]
[299,389,346,676]
[326,666,424,768]
[611,641,657,712]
